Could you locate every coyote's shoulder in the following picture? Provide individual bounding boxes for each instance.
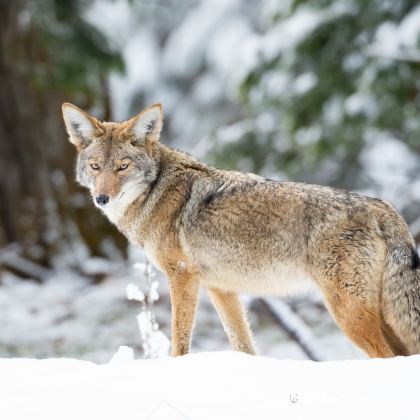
[62,102,420,358]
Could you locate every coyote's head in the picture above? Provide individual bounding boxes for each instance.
[62,103,163,224]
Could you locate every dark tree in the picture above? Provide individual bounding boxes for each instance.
[0,0,125,274]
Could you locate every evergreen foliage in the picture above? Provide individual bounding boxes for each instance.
[211,0,420,186]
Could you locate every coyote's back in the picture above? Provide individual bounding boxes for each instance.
[62,102,420,358]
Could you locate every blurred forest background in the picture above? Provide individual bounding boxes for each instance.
[0,0,419,362]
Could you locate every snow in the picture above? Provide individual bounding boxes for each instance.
[108,345,134,364]
[163,0,240,78]
[368,5,420,62]
[0,352,418,420]
[257,2,356,66]
[206,16,252,77]
[293,72,318,95]
[295,125,322,146]
[85,0,135,45]
[261,7,324,61]
[109,30,160,120]
[344,92,378,118]
[359,132,420,208]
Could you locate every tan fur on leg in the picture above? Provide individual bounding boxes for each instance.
[168,275,200,356]
[323,289,395,358]
[208,288,256,355]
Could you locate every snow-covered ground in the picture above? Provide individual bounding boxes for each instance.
[0,351,418,420]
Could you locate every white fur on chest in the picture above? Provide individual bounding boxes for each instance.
[201,262,314,296]
[99,182,145,225]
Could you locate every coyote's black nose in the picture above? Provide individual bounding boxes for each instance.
[96,195,109,206]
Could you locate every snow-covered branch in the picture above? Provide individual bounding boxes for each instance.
[365,46,420,63]
[259,297,323,361]
[0,246,52,280]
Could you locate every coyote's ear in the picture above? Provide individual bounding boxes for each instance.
[124,103,163,145]
[62,103,100,149]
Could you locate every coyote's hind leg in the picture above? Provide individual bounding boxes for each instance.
[322,286,396,358]
[314,229,397,358]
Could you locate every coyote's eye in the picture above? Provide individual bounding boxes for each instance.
[90,163,100,170]
[118,163,129,171]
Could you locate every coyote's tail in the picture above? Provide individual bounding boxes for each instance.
[380,208,420,355]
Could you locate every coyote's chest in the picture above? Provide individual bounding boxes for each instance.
[200,262,313,296]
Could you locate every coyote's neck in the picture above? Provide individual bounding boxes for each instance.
[115,143,213,246]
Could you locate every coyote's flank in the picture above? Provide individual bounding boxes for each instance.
[62,102,420,358]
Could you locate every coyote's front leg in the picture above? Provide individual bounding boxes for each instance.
[208,288,256,355]
[168,273,200,356]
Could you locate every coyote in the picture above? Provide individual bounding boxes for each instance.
[62,102,420,358]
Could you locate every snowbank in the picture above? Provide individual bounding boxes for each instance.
[0,352,418,420]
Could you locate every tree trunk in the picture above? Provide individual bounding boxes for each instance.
[0,1,125,273]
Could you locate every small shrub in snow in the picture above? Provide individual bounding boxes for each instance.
[126,260,170,358]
